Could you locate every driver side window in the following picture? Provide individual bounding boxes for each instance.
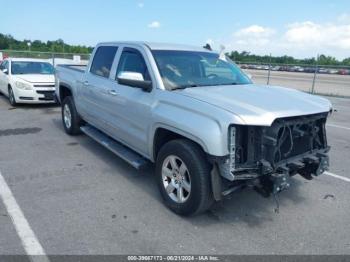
[116,48,150,81]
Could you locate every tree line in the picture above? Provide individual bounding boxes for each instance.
[227,51,350,66]
[0,33,93,54]
[1,33,349,65]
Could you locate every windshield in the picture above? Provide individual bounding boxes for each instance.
[152,50,252,90]
[11,61,54,75]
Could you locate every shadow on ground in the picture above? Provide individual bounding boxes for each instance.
[70,126,307,227]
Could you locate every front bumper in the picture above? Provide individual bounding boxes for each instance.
[13,87,56,104]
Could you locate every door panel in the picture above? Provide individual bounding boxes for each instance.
[104,83,153,155]
[104,47,154,156]
[77,46,118,130]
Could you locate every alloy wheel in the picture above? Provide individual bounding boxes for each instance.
[161,155,191,203]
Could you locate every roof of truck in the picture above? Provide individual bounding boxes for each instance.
[98,41,214,52]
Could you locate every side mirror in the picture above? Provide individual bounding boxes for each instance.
[2,68,8,74]
[117,71,152,92]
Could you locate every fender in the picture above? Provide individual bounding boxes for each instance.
[148,99,235,161]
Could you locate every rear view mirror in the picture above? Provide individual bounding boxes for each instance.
[2,68,8,74]
[117,71,152,92]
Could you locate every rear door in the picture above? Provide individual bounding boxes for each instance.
[78,45,119,130]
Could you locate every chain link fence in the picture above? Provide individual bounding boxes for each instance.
[237,62,350,98]
[0,50,91,67]
[1,50,349,97]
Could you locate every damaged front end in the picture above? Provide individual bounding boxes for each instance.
[216,112,330,197]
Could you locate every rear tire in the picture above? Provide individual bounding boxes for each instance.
[62,96,83,135]
[8,87,17,106]
[156,139,213,216]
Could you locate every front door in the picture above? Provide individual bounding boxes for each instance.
[104,47,154,156]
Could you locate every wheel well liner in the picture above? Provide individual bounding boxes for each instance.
[59,84,72,102]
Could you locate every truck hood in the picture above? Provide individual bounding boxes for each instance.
[14,74,55,83]
[176,84,332,126]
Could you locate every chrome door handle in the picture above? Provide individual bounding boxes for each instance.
[108,89,118,96]
[83,81,90,86]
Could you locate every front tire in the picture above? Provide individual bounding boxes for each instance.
[8,87,17,106]
[62,96,83,135]
[156,139,213,216]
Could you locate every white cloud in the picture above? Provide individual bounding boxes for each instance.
[234,25,275,38]
[284,22,322,44]
[233,25,275,46]
[148,21,161,28]
[338,13,350,23]
[137,2,144,8]
[226,19,350,59]
[284,21,350,50]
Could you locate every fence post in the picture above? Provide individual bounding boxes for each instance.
[52,53,55,67]
[311,54,319,94]
[267,53,272,85]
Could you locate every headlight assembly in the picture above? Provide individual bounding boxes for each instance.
[16,81,32,90]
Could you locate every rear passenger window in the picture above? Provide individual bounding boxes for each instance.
[116,48,150,81]
[90,46,118,78]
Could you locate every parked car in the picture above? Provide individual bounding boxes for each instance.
[0,58,56,106]
[304,67,316,73]
[318,68,329,74]
[326,69,339,74]
[271,66,281,71]
[338,69,349,75]
[56,42,332,216]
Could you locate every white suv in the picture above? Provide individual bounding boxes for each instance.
[0,58,56,106]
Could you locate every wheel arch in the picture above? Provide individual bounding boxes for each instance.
[59,83,73,103]
[151,125,209,162]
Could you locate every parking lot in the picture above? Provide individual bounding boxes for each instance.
[245,69,350,97]
[0,92,349,256]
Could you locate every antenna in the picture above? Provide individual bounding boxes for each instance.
[203,43,212,51]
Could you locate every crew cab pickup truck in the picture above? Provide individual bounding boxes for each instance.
[0,58,56,105]
[55,42,332,215]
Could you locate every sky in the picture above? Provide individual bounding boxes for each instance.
[1,0,350,59]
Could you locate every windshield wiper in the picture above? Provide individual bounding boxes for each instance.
[171,83,240,90]
[218,82,238,86]
[171,84,200,91]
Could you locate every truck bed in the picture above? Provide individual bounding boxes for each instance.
[58,64,87,73]
[55,64,87,102]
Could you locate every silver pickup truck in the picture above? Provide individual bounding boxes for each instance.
[55,41,332,215]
